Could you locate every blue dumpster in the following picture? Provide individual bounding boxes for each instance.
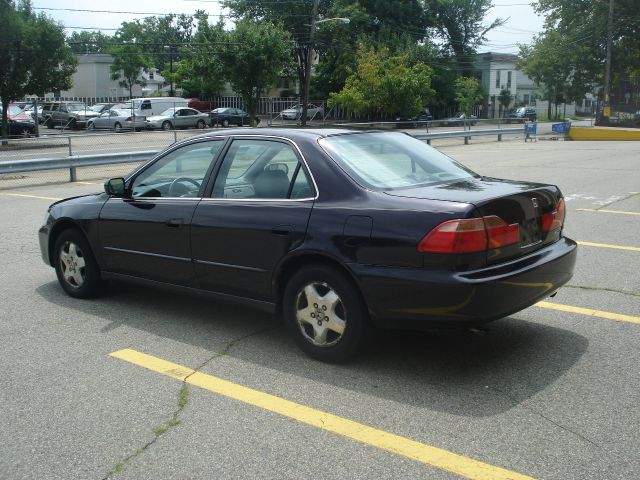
[552,121,571,134]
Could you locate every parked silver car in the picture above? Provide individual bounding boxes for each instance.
[87,109,146,132]
[145,107,209,130]
[280,103,324,120]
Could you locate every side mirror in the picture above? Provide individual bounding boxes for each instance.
[104,177,127,196]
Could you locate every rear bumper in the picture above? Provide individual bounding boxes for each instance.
[350,237,577,329]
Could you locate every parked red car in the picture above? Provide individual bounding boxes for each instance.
[186,98,213,112]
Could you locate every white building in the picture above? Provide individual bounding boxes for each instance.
[58,54,167,100]
[475,52,576,119]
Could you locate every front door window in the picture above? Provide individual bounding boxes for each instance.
[132,141,224,198]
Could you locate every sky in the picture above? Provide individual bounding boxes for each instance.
[30,0,546,55]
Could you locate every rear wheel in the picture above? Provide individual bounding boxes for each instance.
[113,122,122,133]
[53,229,102,298]
[283,265,369,363]
[196,119,206,129]
[222,119,229,128]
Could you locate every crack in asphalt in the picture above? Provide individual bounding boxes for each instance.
[486,385,638,469]
[594,191,640,210]
[487,386,603,449]
[103,325,277,479]
[564,284,640,298]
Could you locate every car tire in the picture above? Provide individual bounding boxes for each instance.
[87,122,95,131]
[53,229,103,299]
[283,265,369,363]
[20,128,32,137]
[113,122,122,133]
[222,119,229,128]
[162,121,172,130]
[196,119,206,129]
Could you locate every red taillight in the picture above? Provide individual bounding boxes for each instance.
[541,198,565,232]
[417,215,520,254]
[484,215,520,248]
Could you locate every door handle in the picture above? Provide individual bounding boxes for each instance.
[167,218,184,228]
[271,225,292,236]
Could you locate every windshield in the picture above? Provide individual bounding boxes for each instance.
[68,104,87,111]
[159,108,177,116]
[318,132,477,190]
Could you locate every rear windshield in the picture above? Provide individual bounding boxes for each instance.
[318,132,477,190]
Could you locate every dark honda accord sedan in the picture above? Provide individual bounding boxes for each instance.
[39,129,577,362]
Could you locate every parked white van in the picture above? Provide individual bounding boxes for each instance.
[120,97,189,117]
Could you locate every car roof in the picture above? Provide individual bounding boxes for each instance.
[188,128,388,142]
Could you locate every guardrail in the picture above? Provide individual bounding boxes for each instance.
[0,150,157,181]
[0,126,528,182]
[412,127,523,145]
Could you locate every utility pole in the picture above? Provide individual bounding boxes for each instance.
[602,0,614,120]
[301,0,318,127]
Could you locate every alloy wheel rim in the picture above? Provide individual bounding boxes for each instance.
[295,282,346,347]
[59,241,86,288]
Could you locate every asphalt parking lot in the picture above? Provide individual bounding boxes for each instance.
[0,139,638,479]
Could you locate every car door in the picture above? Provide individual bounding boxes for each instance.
[173,108,187,128]
[98,139,226,286]
[191,138,316,301]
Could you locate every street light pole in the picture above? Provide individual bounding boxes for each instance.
[602,0,614,120]
[301,0,319,127]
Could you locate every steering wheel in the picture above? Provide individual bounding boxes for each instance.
[168,177,201,195]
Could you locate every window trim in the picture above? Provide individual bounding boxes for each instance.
[125,136,229,200]
[201,135,319,203]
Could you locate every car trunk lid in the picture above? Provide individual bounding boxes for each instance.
[384,177,564,264]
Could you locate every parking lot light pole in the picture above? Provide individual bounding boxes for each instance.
[301,3,349,127]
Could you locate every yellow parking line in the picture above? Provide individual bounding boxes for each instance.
[536,301,640,325]
[110,348,534,480]
[0,193,61,201]
[577,208,640,216]
[576,241,640,252]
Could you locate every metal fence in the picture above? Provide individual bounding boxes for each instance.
[598,103,640,127]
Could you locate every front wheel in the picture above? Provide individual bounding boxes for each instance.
[222,119,229,128]
[283,265,369,363]
[162,121,172,130]
[53,229,103,298]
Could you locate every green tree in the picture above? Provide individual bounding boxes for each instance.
[219,20,293,126]
[108,22,152,99]
[173,14,226,98]
[518,29,593,118]
[498,88,513,117]
[453,76,483,116]
[225,0,331,103]
[523,0,639,115]
[425,0,505,75]
[67,30,111,54]
[312,0,432,100]
[329,47,435,118]
[0,0,76,141]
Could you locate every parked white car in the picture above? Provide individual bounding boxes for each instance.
[145,107,209,130]
[281,103,324,120]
